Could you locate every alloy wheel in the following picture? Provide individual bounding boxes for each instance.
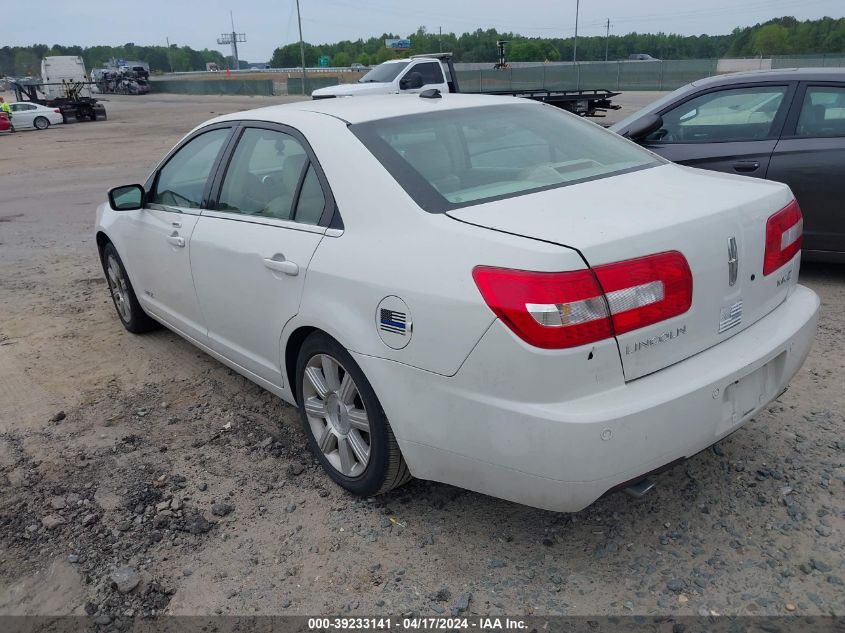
[302,353,371,477]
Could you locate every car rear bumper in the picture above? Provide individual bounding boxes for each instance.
[355,285,819,512]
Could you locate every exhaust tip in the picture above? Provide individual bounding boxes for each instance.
[624,478,656,498]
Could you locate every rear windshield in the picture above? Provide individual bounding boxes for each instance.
[359,62,409,83]
[351,103,662,212]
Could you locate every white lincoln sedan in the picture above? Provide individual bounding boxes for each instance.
[96,94,819,512]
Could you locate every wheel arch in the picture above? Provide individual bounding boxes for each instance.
[95,230,112,260]
[284,325,319,404]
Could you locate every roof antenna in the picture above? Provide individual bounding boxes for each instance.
[419,88,441,99]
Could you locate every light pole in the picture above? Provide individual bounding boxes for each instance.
[296,0,307,94]
[166,36,173,72]
[216,12,246,71]
[573,0,580,63]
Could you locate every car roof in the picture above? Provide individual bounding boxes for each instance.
[211,93,535,126]
[690,67,845,88]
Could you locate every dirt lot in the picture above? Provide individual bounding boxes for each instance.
[0,93,842,620]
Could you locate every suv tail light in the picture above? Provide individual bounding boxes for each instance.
[763,199,802,276]
[54,108,61,114]
[473,251,692,349]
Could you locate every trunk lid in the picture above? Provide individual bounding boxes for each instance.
[448,163,798,380]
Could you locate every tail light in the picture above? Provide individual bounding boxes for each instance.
[763,199,802,276]
[473,251,692,349]
[54,108,61,114]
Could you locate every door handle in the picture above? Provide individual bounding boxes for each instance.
[167,234,185,248]
[263,256,299,276]
[732,160,760,173]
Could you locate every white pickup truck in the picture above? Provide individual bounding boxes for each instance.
[312,53,619,117]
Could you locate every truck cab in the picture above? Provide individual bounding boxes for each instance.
[312,56,451,98]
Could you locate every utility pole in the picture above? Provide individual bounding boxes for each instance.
[439,26,443,53]
[573,0,580,63]
[216,12,246,70]
[296,0,307,93]
[166,36,173,72]
[605,19,611,62]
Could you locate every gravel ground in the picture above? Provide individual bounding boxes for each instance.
[0,93,842,619]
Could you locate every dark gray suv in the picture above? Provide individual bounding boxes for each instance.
[612,68,845,263]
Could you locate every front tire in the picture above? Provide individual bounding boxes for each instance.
[33,116,50,130]
[296,333,411,496]
[101,242,158,334]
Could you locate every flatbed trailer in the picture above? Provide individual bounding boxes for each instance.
[434,53,620,118]
[11,80,107,123]
[470,87,620,117]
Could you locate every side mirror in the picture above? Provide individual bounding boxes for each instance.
[399,72,424,90]
[108,184,145,211]
[623,114,664,142]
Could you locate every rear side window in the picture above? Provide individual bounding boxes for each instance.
[351,103,660,212]
[796,86,845,138]
[294,165,326,225]
[650,86,788,143]
[413,62,444,85]
[152,128,229,208]
[218,128,308,220]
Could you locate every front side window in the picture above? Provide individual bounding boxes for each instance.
[796,86,845,138]
[217,127,315,221]
[352,103,660,212]
[649,86,788,143]
[152,128,229,208]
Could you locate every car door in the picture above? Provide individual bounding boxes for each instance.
[189,123,336,387]
[767,82,845,257]
[119,125,233,343]
[640,83,796,177]
[11,103,37,128]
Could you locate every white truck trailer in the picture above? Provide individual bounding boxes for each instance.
[41,56,92,99]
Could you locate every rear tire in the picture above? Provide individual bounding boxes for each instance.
[101,242,158,334]
[33,116,50,130]
[296,332,411,496]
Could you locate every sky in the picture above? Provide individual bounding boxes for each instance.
[5,0,844,61]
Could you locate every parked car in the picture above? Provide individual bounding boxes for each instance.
[7,101,64,130]
[612,68,845,263]
[0,112,11,133]
[628,54,659,61]
[96,94,818,512]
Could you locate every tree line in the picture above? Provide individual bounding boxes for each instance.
[2,16,842,77]
[0,43,226,77]
[272,16,844,67]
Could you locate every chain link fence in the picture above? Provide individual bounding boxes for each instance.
[283,76,339,95]
[149,76,339,96]
[457,59,718,93]
[148,55,845,97]
[771,54,845,68]
[150,79,275,96]
[456,55,845,93]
